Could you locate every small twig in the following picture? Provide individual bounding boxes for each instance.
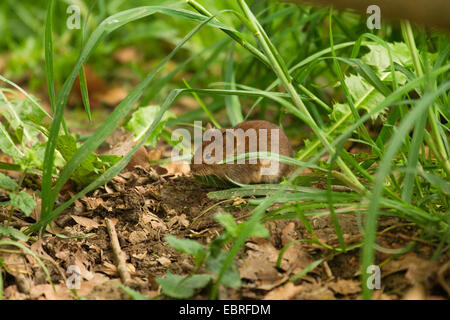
[105,218,131,285]
[322,260,334,280]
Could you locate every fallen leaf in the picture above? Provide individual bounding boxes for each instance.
[239,240,287,290]
[263,282,303,300]
[71,215,100,231]
[157,256,171,267]
[129,230,148,244]
[328,279,361,295]
[82,197,104,211]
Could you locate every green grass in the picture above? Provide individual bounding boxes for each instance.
[0,0,448,300]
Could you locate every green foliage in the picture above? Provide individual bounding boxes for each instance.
[165,235,206,266]
[0,0,448,301]
[0,225,29,241]
[124,105,176,147]
[118,284,150,300]
[157,273,213,299]
[0,172,18,191]
[9,191,35,217]
[160,211,269,297]
[56,134,121,186]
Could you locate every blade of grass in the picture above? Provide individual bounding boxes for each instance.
[31,10,227,233]
[183,80,221,128]
[78,0,99,122]
[237,0,365,192]
[39,6,241,224]
[224,43,244,125]
[0,240,54,291]
[361,81,450,300]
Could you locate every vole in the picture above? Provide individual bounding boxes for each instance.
[191,120,293,185]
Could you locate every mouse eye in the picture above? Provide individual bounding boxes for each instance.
[204,153,212,160]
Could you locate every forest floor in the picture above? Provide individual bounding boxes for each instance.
[2,144,449,300]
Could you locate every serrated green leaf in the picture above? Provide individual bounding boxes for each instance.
[362,42,413,71]
[342,74,385,119]
[330,103,353,124]
[0,172,18,191]
[156,273,212,299]
[10,191,35,216]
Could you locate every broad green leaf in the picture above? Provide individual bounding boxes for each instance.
[56,134,121,186]
[206,250,241,289]
[124,105,176,147]
[0,225,29,241]
[10,191,35,216]
[0,123,22,159]
[214,212,239,237]
[362,42,413,71]
[0,172,18,191]
[165,235,206,263]
[333,74,386,122]
[156,273,212,299]
[330,103,353,125]
[245,221,270,238]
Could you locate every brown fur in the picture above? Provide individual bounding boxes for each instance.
[191,120,293,184]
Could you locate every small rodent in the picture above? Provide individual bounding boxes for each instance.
[191,120,293,184]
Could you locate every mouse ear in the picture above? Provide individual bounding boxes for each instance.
[205,122,213,131]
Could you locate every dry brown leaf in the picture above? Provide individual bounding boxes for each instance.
[278,241,314,273]
[126,263,136,274]
[239,240,287,290]
[294,282,336,300]
[383,252,438,284]
[31,284,72,300]
[281,222,297,245]
[131,252,147,260]
[71,215,100,231]
[126,146,149,171]
[142,212,167,231]
[402,284,426,300]
[3,285,28,300]
[101,261,117,276]
[167,214,189,229]
[2,253,31,277]
[129,230,148,244]
[328,279,361,295]
[263,282,303,300]
[82,197,104,211]
[157,256,171,267]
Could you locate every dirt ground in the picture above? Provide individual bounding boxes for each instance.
[1,159,449,300]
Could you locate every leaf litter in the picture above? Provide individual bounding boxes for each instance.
[0,143,449,300]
